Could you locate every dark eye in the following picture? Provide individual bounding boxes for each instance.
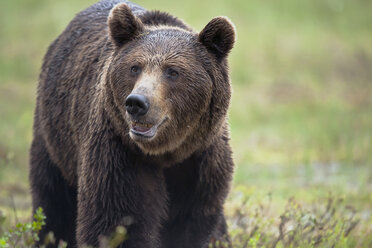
[165,68,179,80]
[130,65,141,75]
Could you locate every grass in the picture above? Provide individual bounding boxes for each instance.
[0,0,371,247]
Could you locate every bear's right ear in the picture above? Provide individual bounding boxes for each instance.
[108,3,145,47]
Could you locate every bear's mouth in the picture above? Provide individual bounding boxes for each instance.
[130,118,167,139]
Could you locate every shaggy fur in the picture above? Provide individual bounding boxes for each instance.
[30,0,235,247]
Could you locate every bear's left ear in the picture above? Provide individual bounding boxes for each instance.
[199,17,236,59]
[108,3,145,47]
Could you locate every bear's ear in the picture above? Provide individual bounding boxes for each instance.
[199,17,236,59]
[108,3,145,47]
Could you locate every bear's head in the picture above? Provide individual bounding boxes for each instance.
[104,3,235,163]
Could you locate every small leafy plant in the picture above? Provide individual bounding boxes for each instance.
[0,207,45,248]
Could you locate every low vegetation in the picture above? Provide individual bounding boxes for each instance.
[223,188,372,247]
[1,189,371,247]
[0,208,45,248]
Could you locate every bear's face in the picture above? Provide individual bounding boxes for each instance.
[106,4,235,157]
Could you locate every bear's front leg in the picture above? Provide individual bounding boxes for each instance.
[76,134,167,248]
[162,141,233,248]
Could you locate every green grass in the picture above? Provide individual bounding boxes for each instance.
[0,0,371,246]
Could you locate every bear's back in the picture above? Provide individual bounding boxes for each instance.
[39,0,145,96]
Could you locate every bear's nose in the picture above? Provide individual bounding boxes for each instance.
[125,94,150,117]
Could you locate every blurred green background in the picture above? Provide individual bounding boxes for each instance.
[0,0,371,238]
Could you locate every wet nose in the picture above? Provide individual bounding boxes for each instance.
[125,94,150,117]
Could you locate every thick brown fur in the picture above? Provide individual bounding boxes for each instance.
[30,0,235,247]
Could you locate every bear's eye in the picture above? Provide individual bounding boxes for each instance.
[130,65,141,76]
[165,68,179,80]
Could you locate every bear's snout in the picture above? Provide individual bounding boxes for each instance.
[125,93,150,118]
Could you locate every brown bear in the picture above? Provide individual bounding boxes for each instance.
[30,0,235,247]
